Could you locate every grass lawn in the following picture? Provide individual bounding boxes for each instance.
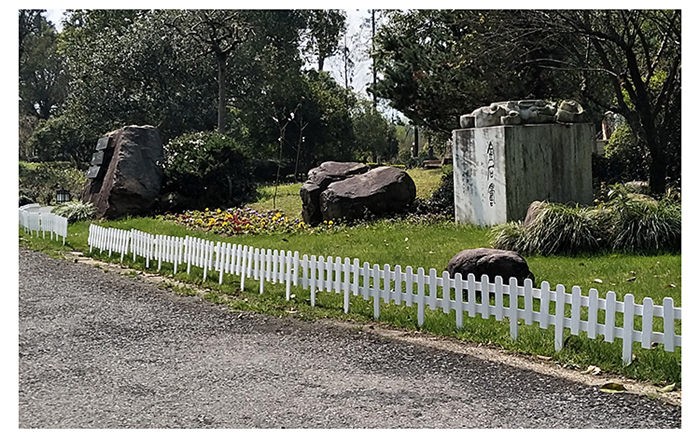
[18,169,682,385]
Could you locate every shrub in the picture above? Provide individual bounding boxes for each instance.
[19,161,85,205]
[162,132,256,211]
[52,201,96,223]
[608,195,681,252]
[605,123,648,184]
[411,168,454,217]
[521,203,605,255]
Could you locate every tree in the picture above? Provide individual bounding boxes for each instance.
[303,10,346,71]
[351,100,398,163]
[19,10,68,120]
[526,10,681,193]
[374,10,681,193]
[165,10,252,133]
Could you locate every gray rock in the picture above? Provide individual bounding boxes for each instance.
[300,162,369,225]
[523,200,546,228]
[81,125,163,219]
[446,248,535,285]
[319,166,416,222]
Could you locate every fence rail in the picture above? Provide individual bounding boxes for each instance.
[19,206,68,244]
[87,224,681,364]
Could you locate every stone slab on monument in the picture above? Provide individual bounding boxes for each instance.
[81,125,164,219]
[453,100,594,226]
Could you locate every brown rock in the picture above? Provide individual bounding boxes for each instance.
[446,248,535,285]
[319,166,416,222]
[82,125,163,219]
[300,161,369,225]
[523,201,546,228]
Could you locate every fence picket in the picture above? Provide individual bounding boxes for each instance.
[523,279,533,325]
[571,286,581,335]
[310,255,317,306]
[587,288,598,339]
[663,297,675,352]
[622,294,635,364]
[455,273,464,329]
[641,297,653,349]
[554,284,566,350]
[405,266,414,306]
[383,264,392,304]
[428,268,437,310]
[416,267,425,326]
[509,277,519,340]
[480,274,490,319]
[467,274,476,318]
[443,272,451,314]
[494,276,504,321]
[604,291,617,342]
[394,265,403,305]
[372,264,381,319]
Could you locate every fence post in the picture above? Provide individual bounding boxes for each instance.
[455,273,464,329]
[641,297,653,349]
[570,286,581,335]
[622,294,635,365]
[240,245,248,290]
[467,274,476,318]
[372,264,381,319]
[604,291,616,343]
[395,265,404,305]
[383,264,392,304]
[587,288,598,338]
[509,277,519,340]
[554,284,566,351]
[416,267,425,326]
[663,297,676,352]
[480,274,490,319]
[310,255,317,306]
[494,276,504,321]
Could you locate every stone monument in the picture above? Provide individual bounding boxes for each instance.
[453,100,593,226]
[81,125,164,219]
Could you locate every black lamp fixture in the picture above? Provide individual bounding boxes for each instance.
[56,188,71,204]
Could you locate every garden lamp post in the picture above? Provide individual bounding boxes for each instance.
[56,188,71,204]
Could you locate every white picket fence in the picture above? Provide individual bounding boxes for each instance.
[87,224,682,364]
[19,205,68,244]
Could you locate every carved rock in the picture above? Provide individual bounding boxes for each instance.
[81,125,163,219]
[555,100,586,123]
[460,99,585,128]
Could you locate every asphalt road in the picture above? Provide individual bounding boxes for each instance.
[18,247,681,428]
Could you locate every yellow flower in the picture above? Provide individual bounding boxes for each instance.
[217,208,221,213]
[205,208,209,211]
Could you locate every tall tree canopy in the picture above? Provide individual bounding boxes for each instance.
[374,9,681,192]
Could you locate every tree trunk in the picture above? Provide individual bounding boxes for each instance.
[412,126,419,158]
[217,54,227,133]
[371,9,377,109]
[318,56,325,72]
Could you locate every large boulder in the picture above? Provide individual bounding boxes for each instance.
[446,248,535,285]
[319,166,416,222]
[300,161,369,225]
[82,125,163,219]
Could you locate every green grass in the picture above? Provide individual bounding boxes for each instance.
[19,215,681,385]
[406,168,443,200]
[247,183,303,218]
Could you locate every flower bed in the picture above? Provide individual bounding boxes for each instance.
[161,207,336,235]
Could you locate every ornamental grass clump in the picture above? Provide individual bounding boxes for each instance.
[490,221,527,252]
[520,202,605,255]
[609,195,680,252]
[51,201,96,223]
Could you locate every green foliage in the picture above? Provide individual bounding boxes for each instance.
[492,195,681,255]
[351,100,399,162]
[19,161,84,205]
[51,200,96,223]
[605,123,648,183]
[163,132,256,210]
[608,193,681,252]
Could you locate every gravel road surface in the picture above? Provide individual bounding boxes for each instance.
[18,247,681,428]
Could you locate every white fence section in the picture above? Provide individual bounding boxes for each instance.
[19,207,68,244]
[87,224,682,364]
